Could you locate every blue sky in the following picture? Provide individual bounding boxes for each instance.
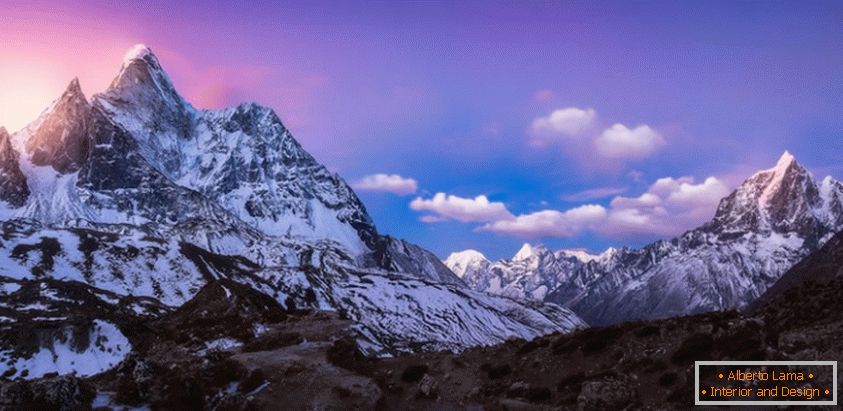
[2,1,842,259]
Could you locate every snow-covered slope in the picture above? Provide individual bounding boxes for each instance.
[0,45,585,377]
[546,152,843,325]
[0,320,130,380]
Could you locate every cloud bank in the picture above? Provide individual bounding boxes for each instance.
[415,176,729,239]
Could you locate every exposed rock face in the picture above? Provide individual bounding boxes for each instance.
[24,79,91,174]
[0,128,29,207]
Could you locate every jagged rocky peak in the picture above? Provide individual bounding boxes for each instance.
[0,127,29,207]
[512,243,550,261]
[107,44,184,108]
[555,248,599,263]
[706,151,839,237]
[23,78,91,173]
[94,45,382,254]
[95,44,194,176]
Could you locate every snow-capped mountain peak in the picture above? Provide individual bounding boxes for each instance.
[513,243,548,261]
[706,151,834,237]
[443,249,489,277]
[90,47,386,254]
[757,150,806,204]
[774,149,795,169]
[20,78,91,174]
[98,46,195,176]
[447,243,594,301]
[555,248,599,263]
[122,43,154,66]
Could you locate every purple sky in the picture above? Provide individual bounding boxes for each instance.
[2,1,842,259]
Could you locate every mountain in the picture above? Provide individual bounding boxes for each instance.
[0,45,585,380]
[443,249,489,278]
[444,244,605,301]
[0,128,29,209]
[449,152,843,326]
[545,152,843,325]
[748,228,843,312]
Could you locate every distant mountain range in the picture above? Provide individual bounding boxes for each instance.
[0,45,585,380]
[446,152,843,325]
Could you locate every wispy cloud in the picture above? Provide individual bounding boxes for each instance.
[561,186,628,202]
[478,205,607,238]
[352,173,418,195]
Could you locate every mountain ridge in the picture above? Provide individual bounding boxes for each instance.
[447,152,843,325]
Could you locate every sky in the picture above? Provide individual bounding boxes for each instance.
[1,1,842,259]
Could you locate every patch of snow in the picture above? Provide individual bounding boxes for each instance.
[123,44,153,66]
[92,391,150,411]
[200,338,242,355]
[17,302,52,311]
[1,283,21,294]
[252,323,269,337]
[0,320,130,379]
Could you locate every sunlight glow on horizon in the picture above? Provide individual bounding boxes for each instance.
[0,61,69,133]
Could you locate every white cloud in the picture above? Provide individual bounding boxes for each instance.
[478,205,607,238]
[530,107,596,138]
[352,173,418,195]
[466,176,728,239]
[600,176,729,237]
[665,177,728,207]
[412,176,729,240]
[410,193,514,223]
[594,123,665,159]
